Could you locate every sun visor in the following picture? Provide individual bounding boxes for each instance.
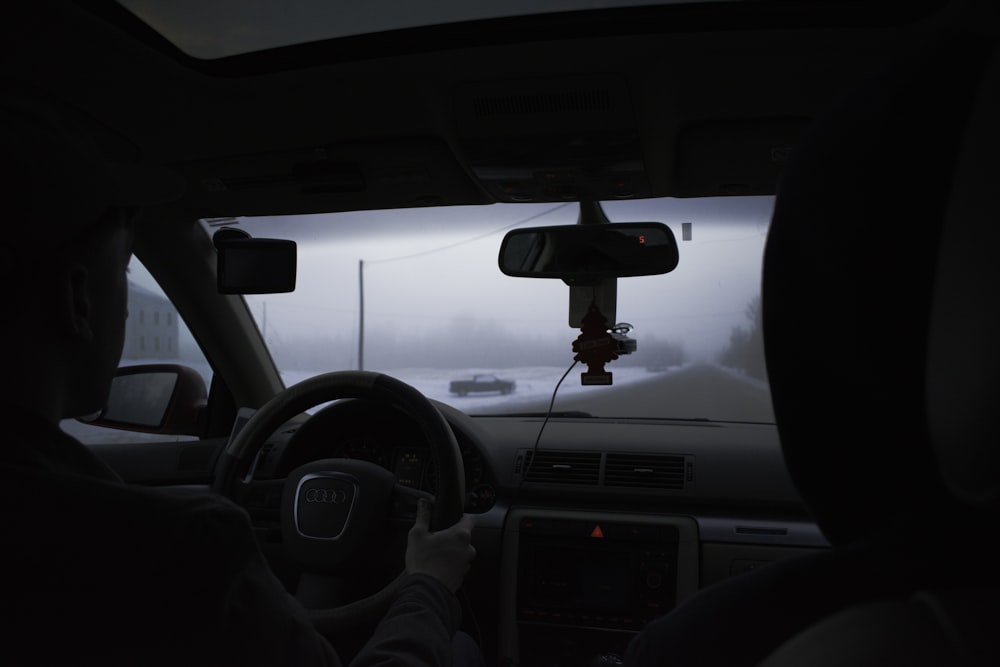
[455,75,651,202]
[673,118,809,197]
[178,138,489,217]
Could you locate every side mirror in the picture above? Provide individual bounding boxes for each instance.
[79,364,207,435]
[498,222,679,284]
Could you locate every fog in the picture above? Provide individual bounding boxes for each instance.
[124,197,772,421]
[228,197,773,374]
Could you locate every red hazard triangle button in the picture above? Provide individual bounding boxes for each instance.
[590,524,605,538]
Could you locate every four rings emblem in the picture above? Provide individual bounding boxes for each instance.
[304,488,349,504]
[294,474,358,539]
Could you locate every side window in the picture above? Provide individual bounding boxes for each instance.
[60,256,213,444]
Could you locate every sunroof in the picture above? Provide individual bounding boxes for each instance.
[116,0,718,60]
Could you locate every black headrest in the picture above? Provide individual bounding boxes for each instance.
[925,47,1000,510]
[762,36,997,545]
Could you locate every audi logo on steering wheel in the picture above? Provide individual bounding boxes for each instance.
[304,488,348,504]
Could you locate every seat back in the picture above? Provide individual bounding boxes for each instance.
[759,35,1000,667]
[762,35,997,546]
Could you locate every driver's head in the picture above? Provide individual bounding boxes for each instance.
[0,92,181,421]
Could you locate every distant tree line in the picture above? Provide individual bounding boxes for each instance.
[718,295,767,381]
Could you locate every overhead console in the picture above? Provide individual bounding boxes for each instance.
[454,76,651,203]
[178,138,490,217]
[501,508,698,667]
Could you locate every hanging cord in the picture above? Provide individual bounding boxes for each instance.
[517,359,578,492]
[464,359,576,663]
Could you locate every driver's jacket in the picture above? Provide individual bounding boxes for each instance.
[0,411,461,666]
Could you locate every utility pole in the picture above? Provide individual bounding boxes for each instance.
[358,260,365,370]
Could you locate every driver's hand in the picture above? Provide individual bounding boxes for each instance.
[405,499,476,593]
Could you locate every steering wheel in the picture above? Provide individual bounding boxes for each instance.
[212,371,465,632]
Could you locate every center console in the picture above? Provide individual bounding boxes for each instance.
[501,509,698,666]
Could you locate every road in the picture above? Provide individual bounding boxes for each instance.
[508,362,775,422]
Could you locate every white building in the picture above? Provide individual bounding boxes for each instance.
[122,281,179,360]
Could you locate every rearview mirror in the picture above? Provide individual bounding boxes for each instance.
[498,222,678,284]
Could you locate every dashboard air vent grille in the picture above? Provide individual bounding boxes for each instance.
[523,450,601,485]
[604,453,687,490]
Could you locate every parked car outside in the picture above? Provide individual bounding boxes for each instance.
[449,374,516,397]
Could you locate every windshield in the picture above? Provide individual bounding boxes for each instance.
[204,196,773,422]
[118,0,732,59]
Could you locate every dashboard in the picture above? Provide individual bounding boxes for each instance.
[96,399,829,666]
[250,403,828,664]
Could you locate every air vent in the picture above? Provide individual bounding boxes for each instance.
[473,90,611,117]
[604,453,687,490]
[522,450,601,485]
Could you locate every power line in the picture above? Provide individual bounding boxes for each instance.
[357,202,573,370]
[364,202,573,265]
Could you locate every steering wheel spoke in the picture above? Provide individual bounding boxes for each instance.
[390,483,434,523]
[236,477,286,509]
[230,477,287,542]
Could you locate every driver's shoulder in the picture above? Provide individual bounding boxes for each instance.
[2,461,252,555]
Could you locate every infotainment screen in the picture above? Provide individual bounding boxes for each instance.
[517,517,678,632]
[530,545,631,611]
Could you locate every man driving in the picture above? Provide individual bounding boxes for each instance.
[0,93,478,666]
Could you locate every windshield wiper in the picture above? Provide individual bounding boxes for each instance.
[474,412,721,422]
[493,410,594,418]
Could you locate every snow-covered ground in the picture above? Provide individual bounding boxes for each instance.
[279,363,686,415]
[64,359,772,445]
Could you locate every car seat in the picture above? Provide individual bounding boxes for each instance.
[758,35,1000,667]
[626,32,1000,667]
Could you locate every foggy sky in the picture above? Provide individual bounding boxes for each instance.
[237,197,772,370]
[130,196,773,375]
